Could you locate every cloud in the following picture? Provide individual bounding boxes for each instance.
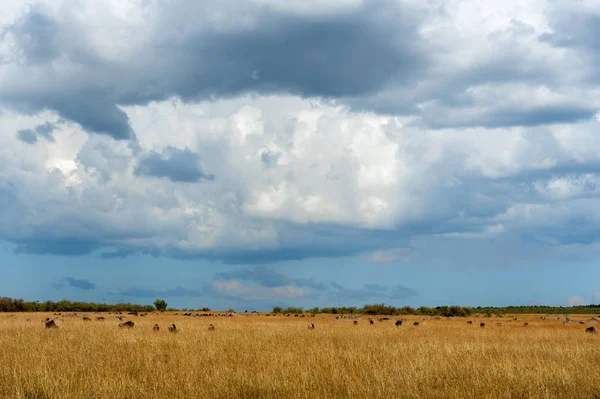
[134,147,214,183]
[115,286,204,298]
[211,281,306,301]
[0,1,424,139]
[568,296,587,306]
[214,266,328,291]
[17,129,37,144]
[389,284,419,300]
[51,277,96,290]
[363,284,388,293]
[16,122,56,144]
[1,1,600,268]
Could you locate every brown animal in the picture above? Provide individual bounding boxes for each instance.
[523,322,529,326]
[208,324,215,331]
[413,322,419,326]
[585,326,597,334]
[153,324,160,332]
[118,321,135,328]
[467,320,473,324]
[168,324,178,333]
[96,316,105,321]
[395,320,403,326]
[369,319,374,325]
[480,323,485,328]
[83,316,91,321]
[45,319,58,329]
[308,323,315,330]
[353,320,358,325]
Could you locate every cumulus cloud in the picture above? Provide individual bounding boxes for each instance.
[568,296,587,306]
[0,0,600,269]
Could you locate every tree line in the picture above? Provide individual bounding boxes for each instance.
[273,304,474,317]
[2,297,599,315]
[0,297,155,313]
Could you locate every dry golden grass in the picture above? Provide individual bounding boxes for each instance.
[1,312,599,398]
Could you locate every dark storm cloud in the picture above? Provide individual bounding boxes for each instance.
[134,147,214,183]
[0,1,426,139]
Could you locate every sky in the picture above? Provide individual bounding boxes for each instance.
[0,0,599,311]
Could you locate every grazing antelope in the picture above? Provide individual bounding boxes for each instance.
[524,322,529,326]
[45,319,58,329]
[480,322,485,328]
[395,320,403,326]
[168,324,178,333]
[369,319,374,325]
[353,320,358,325]
[308,323,315,330]
[585,326,597,334]
[467,320,473,324]
[83,316,91,321]
[118,321,135,328]
[413,322,419,326]
[153,324,160,332]
[208,324,215,331]
[96,317,105,321]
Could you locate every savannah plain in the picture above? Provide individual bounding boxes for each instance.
[1,312,599,399]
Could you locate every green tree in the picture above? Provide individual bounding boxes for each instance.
[154,299,168,312]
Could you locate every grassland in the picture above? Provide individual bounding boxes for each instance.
[0,312,599,398]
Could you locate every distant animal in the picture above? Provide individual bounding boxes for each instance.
[579,321,585,325]
[480,323,485,328]
[467,321,473,324]
[168,324,178,333]
[369,320,374,325]
[118,321,135,328]
[308,323,315,330]
[45,319,58,329]
[395,320,403,326]
[83,316,91,321]
[413,322,419,326]
[153,324,160,332]
[354,320,358,325]
[523,322,529,327]
[96,317,105,321]
[208,324,215,331]
[585,326,597,334]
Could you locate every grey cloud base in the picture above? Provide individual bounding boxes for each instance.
[2,0,595,142]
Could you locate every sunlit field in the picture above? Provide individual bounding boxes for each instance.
[0,312,599,398]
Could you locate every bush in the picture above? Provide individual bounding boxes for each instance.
[153,299,168,312]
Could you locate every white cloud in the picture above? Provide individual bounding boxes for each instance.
[568,296,587,306]
[212,281,306,301]
[1,0,600,266]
